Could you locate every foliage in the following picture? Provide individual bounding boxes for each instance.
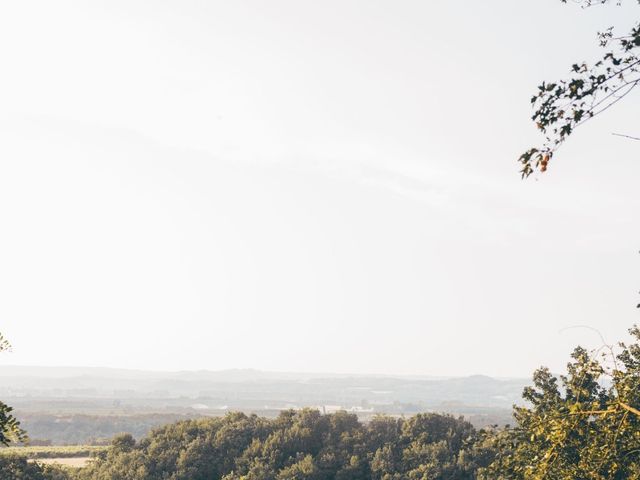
[0,333,26,446]
[520,0,640,177]
[9,329,640,479]
[66,410,494,480]
[482,325,640,479]
[0,455,70,480]
[0,455,48,480]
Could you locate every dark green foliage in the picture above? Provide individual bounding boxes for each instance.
[0,455,45,480]
[0,402,26,447]
[0,455,68,480]
[70,410,492,480]
[520,0,640,176]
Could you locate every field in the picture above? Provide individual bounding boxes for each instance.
[0,445,106,458]
[0,445,106,468]
[36,456,93,468]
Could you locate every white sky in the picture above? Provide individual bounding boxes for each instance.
[1,0,639,377]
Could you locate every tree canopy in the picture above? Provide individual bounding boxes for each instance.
[520,0,640,176]
[9,327,640,480]
[482,326,640,479]
[73,410,493,480]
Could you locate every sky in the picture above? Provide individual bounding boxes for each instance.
[1,0,640,377]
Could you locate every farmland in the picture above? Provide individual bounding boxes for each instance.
[0,445,106,469]
[0,445,105,459]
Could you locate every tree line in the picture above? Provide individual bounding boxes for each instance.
[5,327,640,479]
[2,409,494,479]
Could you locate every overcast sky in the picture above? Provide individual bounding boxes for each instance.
[1,0,639,377]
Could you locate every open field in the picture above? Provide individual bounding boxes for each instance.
[36,457,93,468]
[0,445,106,459]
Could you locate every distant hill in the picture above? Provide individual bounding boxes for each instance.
[0,365,528,410]
[0,365,527,443]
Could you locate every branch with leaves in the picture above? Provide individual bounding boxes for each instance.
[0,334,27,446]
[519,0,640,177]
[481,326,640,479]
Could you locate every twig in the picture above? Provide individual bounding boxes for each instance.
[612,132,640,141]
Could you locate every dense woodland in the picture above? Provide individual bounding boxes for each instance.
[1,409,495,479]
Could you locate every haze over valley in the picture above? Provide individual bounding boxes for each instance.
[1,366,523,444]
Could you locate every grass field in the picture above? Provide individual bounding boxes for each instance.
[0,445,106,459]
[35,457,93,468]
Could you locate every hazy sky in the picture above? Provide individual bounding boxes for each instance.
[1,0,640,377]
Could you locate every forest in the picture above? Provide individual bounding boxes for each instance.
[1,410,493,480]
[2,325,640,479]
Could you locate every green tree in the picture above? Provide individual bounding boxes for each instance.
[276,454,319,480]
[0,333,26,446]
[519,0,640,176]
[71,409,489,480]
[482,326,640,479]
[0,455,48,480]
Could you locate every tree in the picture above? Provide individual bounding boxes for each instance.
[503,4,640,475]
[481,326,640,479]
[0,455,48,480]
[519,0,640,177]
[72,410,490,480]
[0,333,26,446]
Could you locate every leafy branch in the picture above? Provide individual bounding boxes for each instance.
[483,325,640,479]
[0,334,26,446]
[520,0,640,177]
